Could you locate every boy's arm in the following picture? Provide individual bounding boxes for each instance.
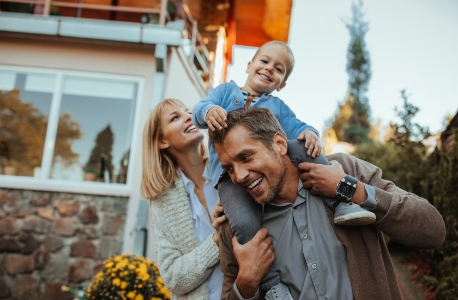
[192,84,227,129]
[277,99,319,139]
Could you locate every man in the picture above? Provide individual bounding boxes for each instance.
[208,107,445,300]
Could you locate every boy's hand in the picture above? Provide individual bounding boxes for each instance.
[206,106,227,131]
[297,130,322,158]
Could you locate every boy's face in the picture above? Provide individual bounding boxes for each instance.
[244,44,292,95]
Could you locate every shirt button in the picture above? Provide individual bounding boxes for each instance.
[311,263,317,269]
[235,99,240,105]
[302,233,308,239]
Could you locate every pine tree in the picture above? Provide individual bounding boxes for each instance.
[332,0,372,144]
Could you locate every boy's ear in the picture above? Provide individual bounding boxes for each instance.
[246,61,252,73]
[276,81,287,92]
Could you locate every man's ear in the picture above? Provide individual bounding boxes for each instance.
[276,81,287,92]
[273,132,288,155]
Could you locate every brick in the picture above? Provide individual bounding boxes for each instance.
[68,259,93,283]
[44,282,74,300]
[34,249,51,270]
[18,234,40,254]
[101,215,124,236]
[5,254,35,274]
[28,192,51,207]
[78,206,99,224]
[0,216,19,235]
[22,215,51,234]
[52,217,79,237]
[0,238,21,252]
[41,252,68,281]
[42,235,64,252]
[98,237,121,259]
[0,190,7,206]
[70,240,97,258]
[58,202,80,217]
[0,276,9,298]
[3,191,21,213]
[37,207,55,221]
[12,275,38,300]
[77,226,99,239]
[10,202,34,218]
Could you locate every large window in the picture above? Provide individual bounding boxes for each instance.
[0,66,141,185]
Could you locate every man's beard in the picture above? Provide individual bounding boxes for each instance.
[252,152,285,205]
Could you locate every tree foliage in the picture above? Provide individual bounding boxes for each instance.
[0,89,81,175]
[353,91,458,299]
[331,0,372,144]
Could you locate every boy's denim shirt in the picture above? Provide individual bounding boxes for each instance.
[192,80,319,187]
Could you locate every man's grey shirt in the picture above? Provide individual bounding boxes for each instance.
[262,180,354,300]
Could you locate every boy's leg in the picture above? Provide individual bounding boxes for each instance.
[287,140,375,225]
[218,173,261,244]
[218,173,283,292]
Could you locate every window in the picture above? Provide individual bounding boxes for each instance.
[0,66,141,186]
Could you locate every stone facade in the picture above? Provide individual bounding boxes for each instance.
[0,189,128,300]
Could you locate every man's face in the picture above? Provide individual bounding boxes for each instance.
[215,125,287,205]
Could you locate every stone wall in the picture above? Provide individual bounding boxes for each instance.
[0,188,128,300]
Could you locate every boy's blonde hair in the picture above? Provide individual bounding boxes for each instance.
[140,98,207,200]
[252,40,295,82]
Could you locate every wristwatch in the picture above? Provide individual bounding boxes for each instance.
[335,175,358,202]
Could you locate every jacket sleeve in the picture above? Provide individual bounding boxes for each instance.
[192,83,228,129]
[219,222,262,300]
[277,99,319,139]
[327,153,446,249]
[150,202,220,296]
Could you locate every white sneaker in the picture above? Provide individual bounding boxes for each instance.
[265,282,293,300]
[334,201,376,226]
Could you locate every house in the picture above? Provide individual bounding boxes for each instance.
[0,0,293,298]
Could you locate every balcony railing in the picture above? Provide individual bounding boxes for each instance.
[0,0,217,90]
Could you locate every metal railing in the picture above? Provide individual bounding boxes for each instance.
[0,0,216,90]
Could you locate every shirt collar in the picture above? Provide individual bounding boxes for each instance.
[264,178,306,210]
[179,163,212,192]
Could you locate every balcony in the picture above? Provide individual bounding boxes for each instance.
[0,0,222,90]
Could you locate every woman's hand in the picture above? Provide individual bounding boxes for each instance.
[211,200,227,245]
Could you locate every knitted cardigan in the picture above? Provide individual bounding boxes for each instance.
[150,176,220,300]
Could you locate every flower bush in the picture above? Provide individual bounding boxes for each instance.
[86,254,170,300]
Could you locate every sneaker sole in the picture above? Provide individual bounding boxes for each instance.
[334,211,376,226]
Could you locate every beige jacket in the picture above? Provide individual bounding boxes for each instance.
[219,153,446,300]
[150,176,220,300]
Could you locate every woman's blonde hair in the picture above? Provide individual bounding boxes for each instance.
[140,98,207,200]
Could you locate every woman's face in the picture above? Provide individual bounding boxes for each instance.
[159,104,204,152]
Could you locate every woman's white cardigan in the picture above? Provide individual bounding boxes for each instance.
[150,176,220,300]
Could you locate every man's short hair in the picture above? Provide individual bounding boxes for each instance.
[208,107,286,150]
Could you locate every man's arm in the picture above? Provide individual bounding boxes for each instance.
[299,152,446,249]
[219,222,274,300]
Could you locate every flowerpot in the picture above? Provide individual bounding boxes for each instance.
[84,172,97,181]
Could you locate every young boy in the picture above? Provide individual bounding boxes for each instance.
[192,41,376,299]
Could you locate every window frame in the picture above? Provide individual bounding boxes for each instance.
[0,65,144,197]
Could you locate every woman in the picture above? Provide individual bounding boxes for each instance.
[141,98,227,299]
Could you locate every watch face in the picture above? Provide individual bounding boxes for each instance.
[340,184,352,196]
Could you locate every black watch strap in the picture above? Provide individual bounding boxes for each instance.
[335,175,359,202]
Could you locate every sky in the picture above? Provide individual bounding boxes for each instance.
[227,0,458,137]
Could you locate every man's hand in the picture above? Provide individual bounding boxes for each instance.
[233,228,274,298]
[206,106,227,131]
[299,160,346,197]
[297,130,322,158]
